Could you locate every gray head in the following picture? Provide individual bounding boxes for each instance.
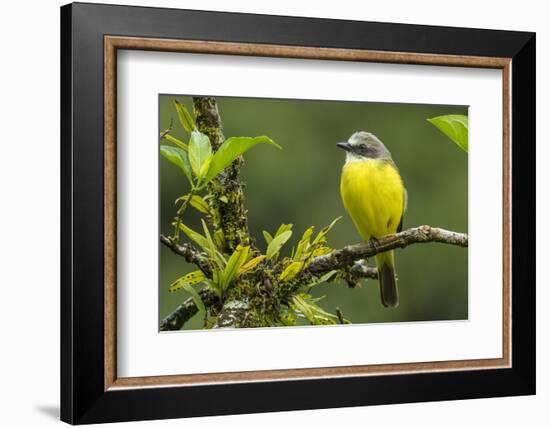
[336,131,392,161]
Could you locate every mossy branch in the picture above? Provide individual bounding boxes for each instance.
[160,225,467,330]
[193,97,251,252]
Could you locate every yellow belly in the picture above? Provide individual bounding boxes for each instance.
[340,160,405,240]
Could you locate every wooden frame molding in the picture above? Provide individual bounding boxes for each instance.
[104,35,512,391]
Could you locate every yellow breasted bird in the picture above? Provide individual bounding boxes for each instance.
[337,131,407,308]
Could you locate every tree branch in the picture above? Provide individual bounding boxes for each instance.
[349,260,378,279]
[160,234,212,276]
[160,289,218,331]
[160,225,466,330]
[305,225,468,277]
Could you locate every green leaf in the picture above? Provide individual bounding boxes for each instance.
[200,219,226,268]
[204,136,281,182]
[311,246,332,257]
[189,131,212,178]
[160,145,193,184]
[274,223,293,238]
[427,114,468,152]
[263,231,273,245]
[168,271,206,313]
[311,217,341,246]
[161,133,188,151]
[213,229,225,249]
[220,246,250,291]
[294,226,314,260]
[305,270,338,288]
[318,270,338,283]
[292,295,314,320]
[201,219,215,248]
[266,230,292,260]
[174,194,190,205]
[279,261,305,281]
[205,276,222,299]
[292,294,337,325]
[181,282,205,312]
[238,255,266,274]
[176,222,210,252]
[174,100,196,132]
[279,306,298,326]
[188,195,210,214]
[175,220,224,267]
[168,270,206,292]
[199,155,213,179]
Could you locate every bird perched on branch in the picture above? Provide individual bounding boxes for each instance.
[337,131,407,308]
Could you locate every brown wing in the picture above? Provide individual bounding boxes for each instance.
[397,188,407,233]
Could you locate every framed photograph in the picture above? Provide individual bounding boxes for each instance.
[61,2,535,424]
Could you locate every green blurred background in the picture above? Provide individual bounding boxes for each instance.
[159,95,468,329]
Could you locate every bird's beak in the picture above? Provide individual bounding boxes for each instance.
[336,141,353,152]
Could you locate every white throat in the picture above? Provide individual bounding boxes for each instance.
[345,151,365,163]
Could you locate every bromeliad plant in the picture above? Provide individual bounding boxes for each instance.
[160,99,346,329]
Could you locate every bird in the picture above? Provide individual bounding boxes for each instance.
[337,131,407,308]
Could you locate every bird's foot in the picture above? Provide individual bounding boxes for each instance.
[368,237,381,249]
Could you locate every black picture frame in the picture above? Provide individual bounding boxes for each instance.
[61,2,535,424]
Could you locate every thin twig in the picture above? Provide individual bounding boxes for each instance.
[160,234,212,276]
[159,117,173,140]
[335,307,345,324]
[160,289,218,331]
